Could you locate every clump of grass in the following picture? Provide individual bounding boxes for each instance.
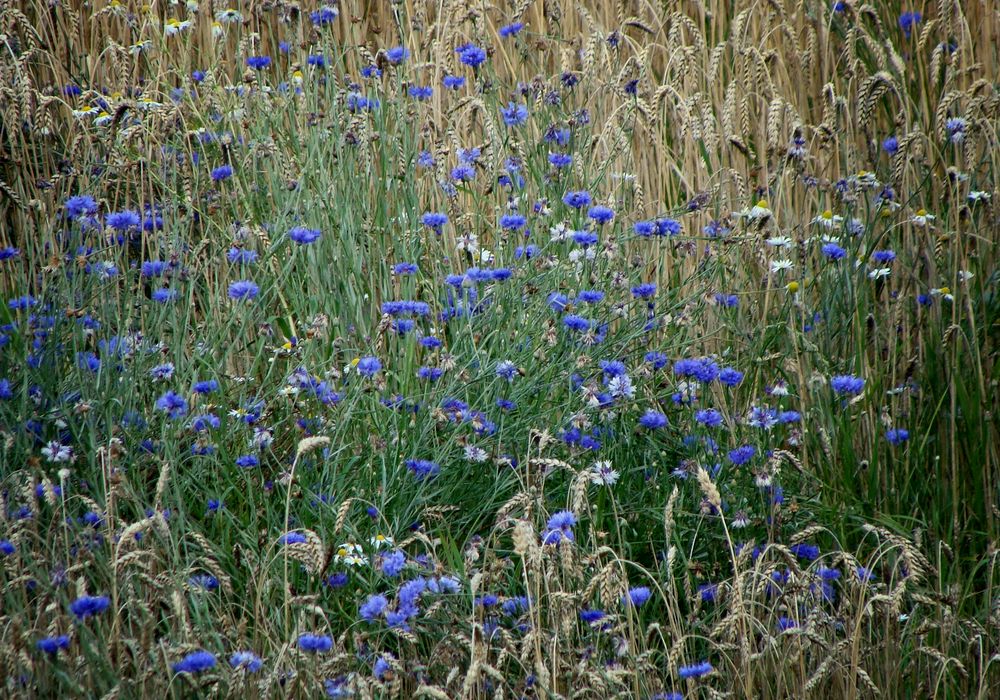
[0,0,997,697]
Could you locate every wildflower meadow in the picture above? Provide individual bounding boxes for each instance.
[1,0,998,697]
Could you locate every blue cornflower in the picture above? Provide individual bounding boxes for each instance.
[65,195,98,220]
[386,46,410,64]
[173,650,216,674]
[580,608,605,624]
[69,595,110,620]
[373,655,392,680]
[898,11,921,38]
[235,455,259,468]
[393,262,418,275]
[548,292,569,311]
[155,391,188,419]
[694,408,723,427]
[645,351,669,369]
[563,315,592,332]
[421,212,448,232]
[0,540,15,555]
[830,374,865,396]
[289,227,322,245]
[872,249,896,263]
[381,550,406,577]
[541,510,576,545]
[656,218,682,236]
[572,230,598,246]
[406,459,440,481]
[106,210,141,230]
[587,205,614,224]
[501,102,529,127]
[307,54,326,67]
[442,74,465,89]
[211,165,233,181]
[8,295,36,311]
[227,247,258,264]
[408,85,433,100]
[495,361,518,381]
[150,363,175,381]
[639,410,668,430]
[499,22,525,37]
[456,43,487,67]
[190,413,220,432]
[192,380,218,394]
[562,191,591,208]
[357,356,381,376]
[548,152,572,168]
[728,445,756,465]
[718,368,743,387]
[151,288,177,304]
[230,651,263,672]
[678,661,712,679]
[882,136,899,154]
[36,635,71,655]
[360,593,388,621]
[634,220,656,237]
[790,543,820,561]
[500,213,527,230]
[228,280,259,301]
[631,283,656,299]
[297,634,333,653]
[886,428,909,445]
[279,532,307,545]
[141,260,169,278]
[578,289,604,303]
[310,5,339,25]
[777,616,798,631]
[245,56,271,70]
[822,243,847,260]
[623,586,652,607]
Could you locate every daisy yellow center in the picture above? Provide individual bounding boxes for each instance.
[939,286,951,295]
[756,200,769,209]
[822,209,832,219]
[916,208,926,216]
[786,281,799,293]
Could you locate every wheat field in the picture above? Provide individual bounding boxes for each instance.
[0,0,998,697]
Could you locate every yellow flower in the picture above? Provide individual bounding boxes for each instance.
[785,281,799,293]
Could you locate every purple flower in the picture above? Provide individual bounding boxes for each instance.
[65,195,98,220]
[728,445,756,466]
